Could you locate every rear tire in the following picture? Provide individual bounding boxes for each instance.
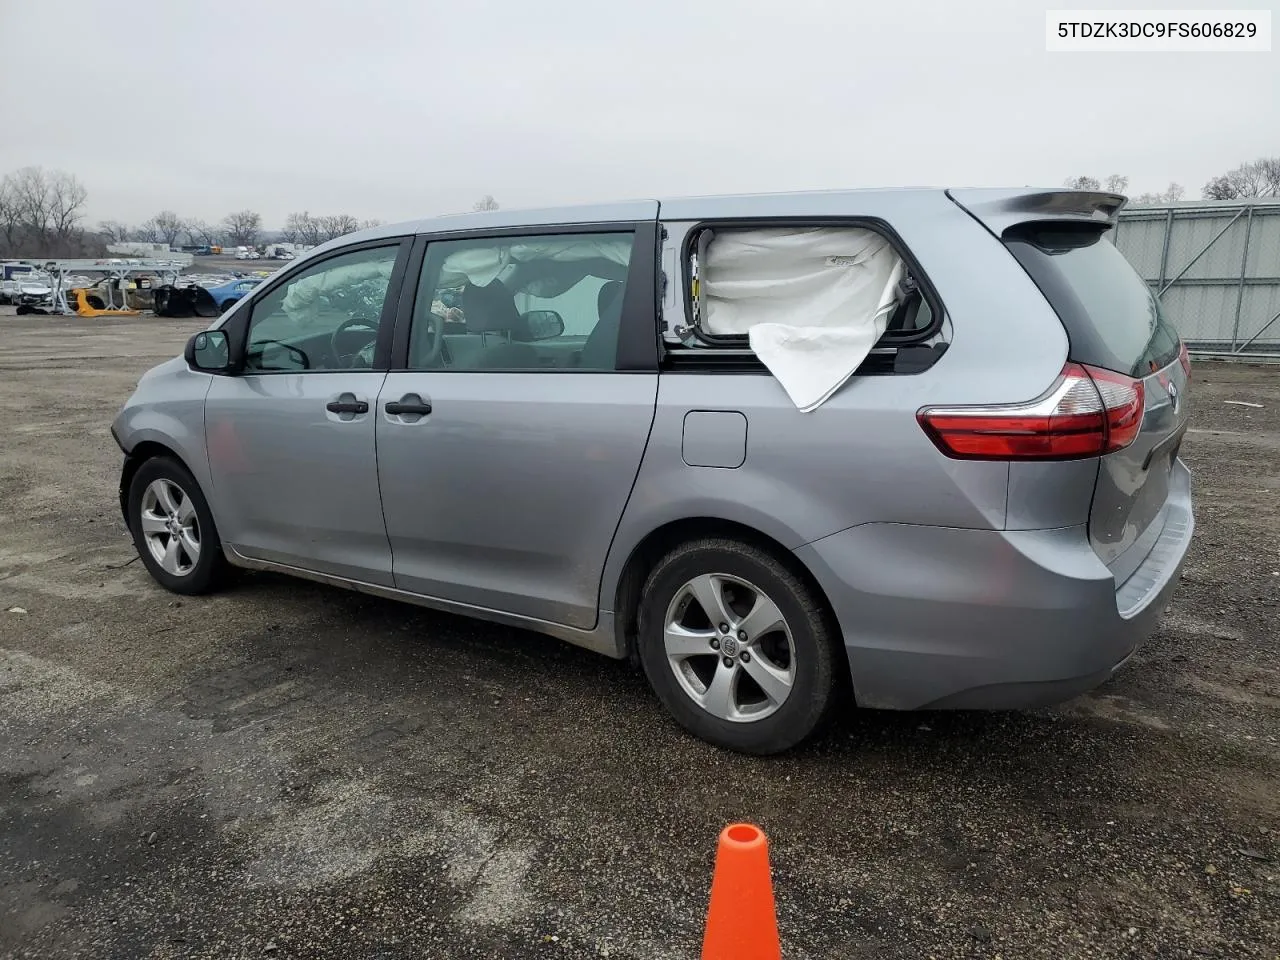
[127,457,230,595]
[636,537,839,754]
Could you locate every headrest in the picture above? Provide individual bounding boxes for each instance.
[597,280,624,317]
[462,279,526,335]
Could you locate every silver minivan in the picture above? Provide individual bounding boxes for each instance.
[112,188,1193,754]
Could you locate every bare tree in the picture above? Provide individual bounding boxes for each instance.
[135,218,161,243]
[0,175,23,252]
[1203,157,1280,200]
[280,212,306,245]
[1132,183,1185,206]
[98,220,133,243]
[473,194,500,212]
[283,211,324,246]
[48,170,88,244]
[1064,176,1102,191]
[222,209,262,246]
[182,218,218,246]
[302,213,322,245]
[9,167,53,244]
[359,218,383,230]
[283,211,368,244]
[147,209,185,248]
[1259,157,1280,195]
[1064,175,1129,195]
[317,213,360,241]
[0,166,100,257]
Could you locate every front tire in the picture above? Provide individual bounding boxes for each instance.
[127,457,229,595]
[636,538,839,754]
[221,298,239,313]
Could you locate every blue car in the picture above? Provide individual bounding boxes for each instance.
[205,277,263,312]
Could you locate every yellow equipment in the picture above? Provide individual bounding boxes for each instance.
[71,287,140,317]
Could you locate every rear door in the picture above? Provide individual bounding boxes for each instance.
[1001,223,1190,578]
[952,189,1192,581]
[375,220,660,629]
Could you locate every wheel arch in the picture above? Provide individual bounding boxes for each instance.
[119,440,198,531]
[609,516,841,666]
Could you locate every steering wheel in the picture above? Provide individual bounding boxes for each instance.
[331,317,380,368]
[418,311,448,366]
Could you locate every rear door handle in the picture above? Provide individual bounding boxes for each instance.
[385,396,432,416]
[326,399,369,414]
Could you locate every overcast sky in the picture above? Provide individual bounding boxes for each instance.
[1,0,1274,228]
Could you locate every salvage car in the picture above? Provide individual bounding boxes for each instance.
[110,188,1194,754]
[204,277,264,312]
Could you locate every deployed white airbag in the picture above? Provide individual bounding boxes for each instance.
[439,237,632,293]
[700,227,904,411]
[281,257,394,323]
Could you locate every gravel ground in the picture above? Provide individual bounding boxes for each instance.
[0,310,1276,959]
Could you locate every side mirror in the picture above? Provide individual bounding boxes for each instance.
[185,330,232,372]
[521,309,564,341]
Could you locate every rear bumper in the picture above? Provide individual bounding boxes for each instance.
[795,490,1193,711]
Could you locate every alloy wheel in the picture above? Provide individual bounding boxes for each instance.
[663,573,796,722]
[139,478,200,576]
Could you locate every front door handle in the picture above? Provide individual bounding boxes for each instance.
[326,399,370,414]
[385,396,432,417]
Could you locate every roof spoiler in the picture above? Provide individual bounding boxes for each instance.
[946,188,1127,238]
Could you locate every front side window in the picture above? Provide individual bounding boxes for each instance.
[244,245,399,372]
[407,231,635,371]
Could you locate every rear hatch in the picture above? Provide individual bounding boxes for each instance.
[950,189,1191,581]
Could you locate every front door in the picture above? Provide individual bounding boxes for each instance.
[205,241,408,585]
[376,225,659,628]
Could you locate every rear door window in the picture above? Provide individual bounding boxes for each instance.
[1004,224,1181,376]
[407,231,635,371]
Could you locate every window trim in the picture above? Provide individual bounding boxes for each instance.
[218,237,412,376]
[675,216,946,351]
[388,220,659,374]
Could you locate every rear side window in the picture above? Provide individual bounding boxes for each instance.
[1004,223,1181,377]
[682,224,937,347]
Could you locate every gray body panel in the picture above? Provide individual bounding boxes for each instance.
[111,185,1195,716]
[797,460,1192,710]
[1092,358,1191,582]
[375,371,657,629]
[113,357,215,492]
[947,186,1193,583]
[204,371,393,585]
[613,369,1008,556]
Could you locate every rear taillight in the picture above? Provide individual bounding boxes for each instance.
[1179,340,1192,376]
[918,363,1145,461]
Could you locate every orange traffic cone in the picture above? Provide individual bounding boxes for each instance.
[702,823,781,960]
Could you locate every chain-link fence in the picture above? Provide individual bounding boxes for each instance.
[1114,199,1280,356]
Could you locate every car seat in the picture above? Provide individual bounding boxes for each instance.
[579,280,624,369]
[460,279,540,369]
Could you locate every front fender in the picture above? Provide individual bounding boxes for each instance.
[112,362,214,522]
